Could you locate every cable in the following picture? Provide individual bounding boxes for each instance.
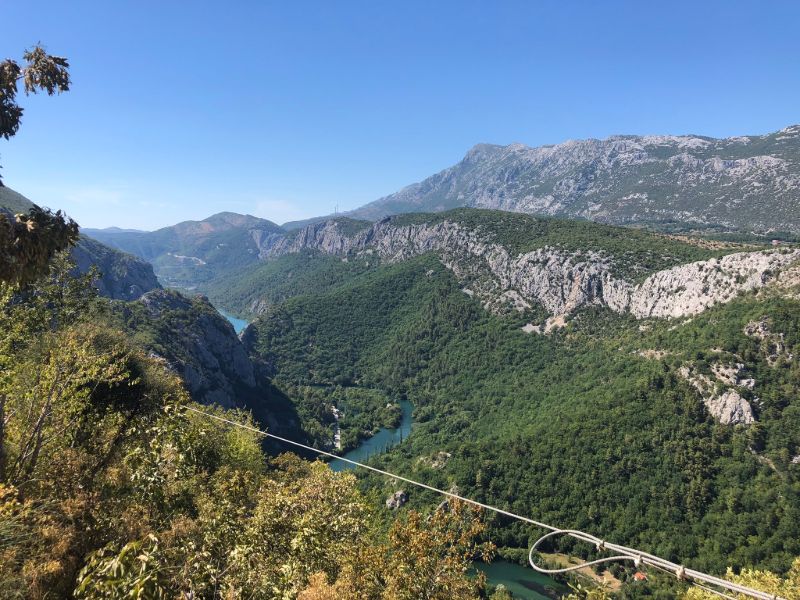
[183,405,785,600]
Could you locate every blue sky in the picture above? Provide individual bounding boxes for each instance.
[3,0,799,229]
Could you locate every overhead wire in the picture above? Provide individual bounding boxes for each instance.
[183,405,785,600]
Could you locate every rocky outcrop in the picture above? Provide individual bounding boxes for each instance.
[72,235,160,300]
[706,390,755,426]
[138,290,256,407]
[744,318,794,366]
[678,365,755,425]
[385,490,408,510]
[264,218,800,322]
[712,362,755,390]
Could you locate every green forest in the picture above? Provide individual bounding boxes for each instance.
[243,249,800,581]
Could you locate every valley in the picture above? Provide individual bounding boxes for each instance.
[73,185,800,580]
[4,9,800,597]
[4,130,800,599]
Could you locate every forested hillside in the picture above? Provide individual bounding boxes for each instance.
[84,212,285,289]
[238,215,800,578]
[0,240,496,600]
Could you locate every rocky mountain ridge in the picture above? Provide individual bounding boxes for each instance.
[136,289,256,408]
[285,125,800,233]
[262,215,800,323]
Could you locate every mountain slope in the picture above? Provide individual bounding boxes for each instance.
[84,212,285,289]
[246,209,798,325]
[0,184,160,300]
[0,184,38,213]
[103,288,303,441]
[285,125,800,234]
[242,238,800,575]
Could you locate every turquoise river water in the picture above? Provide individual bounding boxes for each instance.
[218,309,248,334]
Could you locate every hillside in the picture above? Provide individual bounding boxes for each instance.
[206,210,800,577]
[285,125,800,234]
[101,289,303,442]
[220,209,795,325]
[0,185,160,300]
[0,253,488,599]
[84,212,285,289]
[0,184,38,213]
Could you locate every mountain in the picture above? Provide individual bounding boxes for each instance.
[0,184,38,213]
[210,209,800,574]
[220,209,797,324]
[0,184,160,300]
[284,125,800,234]
[84,212,285,289]
[103,288,303,441]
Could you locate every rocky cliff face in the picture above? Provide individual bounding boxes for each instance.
[72,236,161,300]
[138,290,256,408]
[286,125,800,233]
[263,217,800,322]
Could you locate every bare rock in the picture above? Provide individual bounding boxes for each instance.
[707,389,755,425]
[678,364,755,425]
[386,490,408,510]
[265,218,800,325]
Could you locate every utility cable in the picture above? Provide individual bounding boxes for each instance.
[183,405,785,600]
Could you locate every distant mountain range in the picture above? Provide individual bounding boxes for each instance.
[84,212,284,289]
[285,125,800,233]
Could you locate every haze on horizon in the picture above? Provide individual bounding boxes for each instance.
[3,0,800,230]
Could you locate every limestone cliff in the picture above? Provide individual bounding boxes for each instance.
[260,217,800,322]
[137,290,256,408]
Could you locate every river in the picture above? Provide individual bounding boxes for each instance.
[218,308,249,334]
[476,560,565,599]
[325,398,563,597]
[216,307,561,597]
[329,399,413,471]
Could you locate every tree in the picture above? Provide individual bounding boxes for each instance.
[0,45,70,146]
[0,206,79,285]
[0,45,77,285]
[683,558,800,600]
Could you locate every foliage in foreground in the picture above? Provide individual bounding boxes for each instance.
[0,204,78,285]
[683,557,800,599]
[0,257,493,599]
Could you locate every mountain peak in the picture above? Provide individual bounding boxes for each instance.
[203,212,278,228]
[342,124,800,233]
[463,143,506,162]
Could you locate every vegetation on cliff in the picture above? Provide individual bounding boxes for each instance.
[0,250,497,599]
[244,250,800,580]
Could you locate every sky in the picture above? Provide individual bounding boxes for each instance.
[2,0,799,230]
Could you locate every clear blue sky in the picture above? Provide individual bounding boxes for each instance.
[3,0,799,229]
